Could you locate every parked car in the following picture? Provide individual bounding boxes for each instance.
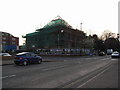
[98,52,105,56]
[0,53,11,56]
[111,51,120,58]
[14,52,42,66]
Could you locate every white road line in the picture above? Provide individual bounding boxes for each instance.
[111,59,118,61]
[77,66,112,88]
[42,65,68,71]
[9,75,16,77]
[62,62,112,88]
[101,57,111,60]
[1,75,16,79]
[78,61,81,64]
[64,60,67,62]
[1,76,9,79]
[101,59,107,60]
[85,58,92,60]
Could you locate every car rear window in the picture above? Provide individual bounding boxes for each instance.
[114,52,119,54]
[16,54,26,56]
[16,52,35,57]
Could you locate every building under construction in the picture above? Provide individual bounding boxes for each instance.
[23,16,86,51]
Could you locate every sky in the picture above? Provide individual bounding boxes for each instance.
[0,0,119,45]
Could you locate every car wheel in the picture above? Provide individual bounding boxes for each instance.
[16,64,19,65]
[23,61,27,66]
[15,64,19,66]
[38,60,42,64]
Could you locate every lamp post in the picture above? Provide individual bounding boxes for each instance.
[80,23,82,31]
[58,30,64,49]
[58,34,60,49]
[117,33,120,41]
[117,33,120,52]
[32,45,35,52]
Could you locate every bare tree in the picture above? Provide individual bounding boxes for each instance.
[100,30,116,40]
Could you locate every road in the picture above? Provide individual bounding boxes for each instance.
[2,56,119,89]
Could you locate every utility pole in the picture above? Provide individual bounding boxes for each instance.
[58,30,64,49]
[80,23,82,31]
[58,34,60,49]
[117,33,120,41]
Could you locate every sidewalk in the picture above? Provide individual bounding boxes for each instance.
[1,60,14,66]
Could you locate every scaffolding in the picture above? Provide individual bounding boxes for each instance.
[43,16,73,29]
[23,16,86,50]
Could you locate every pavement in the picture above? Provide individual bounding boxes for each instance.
[1,60,14,66]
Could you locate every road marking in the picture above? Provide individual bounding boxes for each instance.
[2,76,9,79]
[100,57,111,60]
[64,60,66,62]
[1,75,16,79]
[42,65,68,71]
[77,66,112,88]
[61,62,112,88]
[78,61,81,64]
[8,75,16,77]
[111,59,119,61]
[85,58,92,60]
[101,58,107,60]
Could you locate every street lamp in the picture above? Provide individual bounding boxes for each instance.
[61,30,64,33]
[80,23,82,31]
[117,33,120,41]
[32,45,35,52]
[58,30,64,49]
[32,45,35,48]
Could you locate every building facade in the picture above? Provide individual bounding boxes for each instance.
[1,32,19,52]
[24,16,86,51]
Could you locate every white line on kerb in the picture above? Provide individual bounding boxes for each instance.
[1,75,16,79]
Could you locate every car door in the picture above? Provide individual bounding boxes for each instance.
[26,53,32,63]
[31,53,38,63]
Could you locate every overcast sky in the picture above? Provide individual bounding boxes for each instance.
[0,0,119,45]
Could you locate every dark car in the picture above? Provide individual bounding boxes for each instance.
[98,52,105,56]
[14,52,42,66]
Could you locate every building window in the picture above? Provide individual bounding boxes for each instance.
[12,38,16,41]
[12,42,15,44]
[5,34,9,36]
[2,41,6,44]
[3,37,6,40]
[2,33,4,36]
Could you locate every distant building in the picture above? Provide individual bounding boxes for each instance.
[23,16,86,51]
[1,31,19,52]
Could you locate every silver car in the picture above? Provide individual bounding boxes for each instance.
[111,51,120,58]
[0,53,11,56]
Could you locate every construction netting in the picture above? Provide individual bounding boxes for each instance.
[23,16,73,38]
[43,18,72,29]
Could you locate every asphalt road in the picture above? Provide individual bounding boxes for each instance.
[2,56,119,89]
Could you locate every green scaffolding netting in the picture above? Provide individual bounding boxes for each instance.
[23,16,73,38]
[43,18,72,29]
